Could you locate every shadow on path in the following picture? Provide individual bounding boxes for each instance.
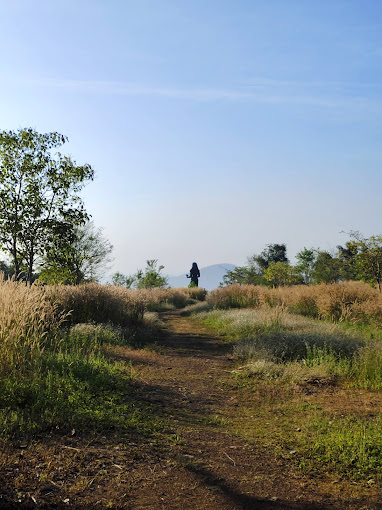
[185,463,333,510]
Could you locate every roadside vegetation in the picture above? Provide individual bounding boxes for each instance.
[208,280,382,326]
[188,281,382,482]
[0,280,205,438]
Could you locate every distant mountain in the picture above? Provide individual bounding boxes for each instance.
[167,263,237,291]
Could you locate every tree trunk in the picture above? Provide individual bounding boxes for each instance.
[12,239,21,280]
[26,246,34,285]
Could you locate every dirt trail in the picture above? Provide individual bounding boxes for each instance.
[118,312,381,510]
[1,311,381,509]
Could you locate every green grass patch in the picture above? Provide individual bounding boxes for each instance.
[298,413,382,482]
[0,321,165,438]
[196,308,382,388]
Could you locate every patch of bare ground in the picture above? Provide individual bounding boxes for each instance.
[1,311,381,509]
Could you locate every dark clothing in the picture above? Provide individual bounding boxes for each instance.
[189,263,200,286]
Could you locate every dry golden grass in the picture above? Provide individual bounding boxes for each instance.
[46,283,146,327]
[208,284,263,309]
[0,279,168,438]
[0,277,64,375]
[0,281,205,378]
[135,286,207,311]
[0,280,205,377]
[208,281,382,325]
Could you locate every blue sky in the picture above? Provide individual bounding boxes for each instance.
[1,0,382,277]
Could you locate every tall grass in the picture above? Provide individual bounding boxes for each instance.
[208,281,382,325]
[45,284,206,326]
[199,308,361,362]
[208,284,263,309]
[0,277,65,376]
[46,283,146,327]
[135,286,207,311]
[0,279,165,437]
[197,306,382,389]
[351,341,382,389]
[196,305,382,480]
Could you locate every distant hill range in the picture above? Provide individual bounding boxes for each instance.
[167,263,237,291]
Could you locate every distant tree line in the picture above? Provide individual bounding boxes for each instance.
[223,233,382,292]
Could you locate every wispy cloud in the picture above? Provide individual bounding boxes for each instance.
[12,76,382,111]
[243,77,382,90]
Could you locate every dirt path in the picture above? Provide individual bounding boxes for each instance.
[1,311,381,509]
[112,312,381,510]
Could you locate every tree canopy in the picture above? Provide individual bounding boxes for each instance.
[252,243,288,271]
[347,231,382,292]
[0,128,94,282]
[39,221,113,284]
[223,243,288,286]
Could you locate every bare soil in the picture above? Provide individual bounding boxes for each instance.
[1,311,381,509]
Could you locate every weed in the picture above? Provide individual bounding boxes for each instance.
[198,414,229,427]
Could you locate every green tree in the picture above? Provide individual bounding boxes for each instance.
[0,128,94,282]
[135,259,168,289]
[112,271,136,288]
[40,221,113,284]
[348,232,382,292]
[114,260,168,289]
[222,264,266,286]
[295,248,316,284]
[337,241,359,281]
[264,261,302,287]
[252,243,288,271]
[222,243,288,286]
[311,251,342,284]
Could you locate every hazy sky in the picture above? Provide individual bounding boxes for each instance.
[1,0,382,277]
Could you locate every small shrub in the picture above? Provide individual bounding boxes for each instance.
[282,363,337,385]
[234,360,284,380]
